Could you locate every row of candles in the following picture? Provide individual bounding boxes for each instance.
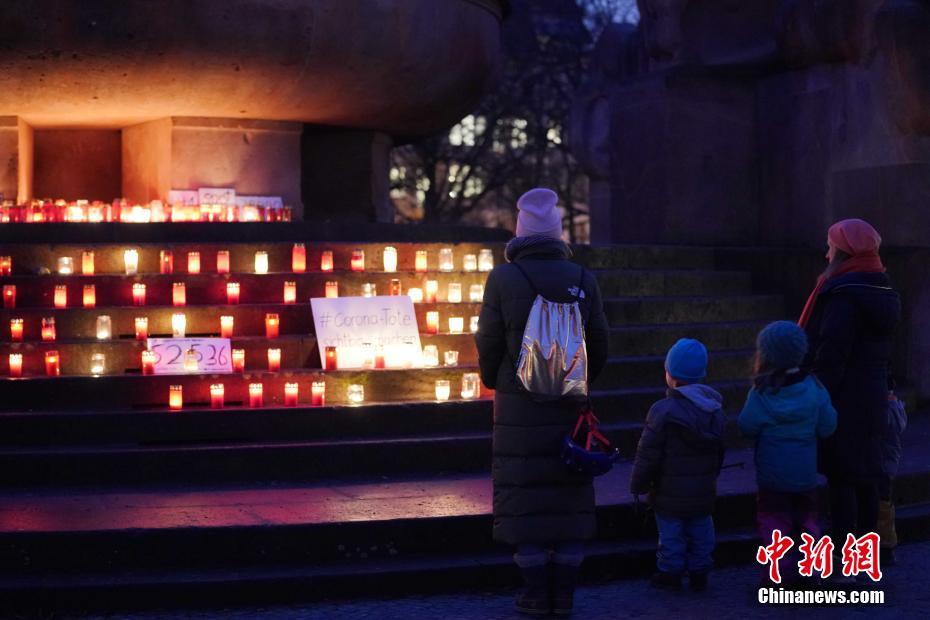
[0,200,291,224]
[167,374,482,410]
[7,309,477,343]
[0,246,494,277]
[0,280,484,309]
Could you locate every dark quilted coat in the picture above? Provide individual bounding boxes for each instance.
[476,237,609,545]
[629,385,727,518]
[803,271,901,480]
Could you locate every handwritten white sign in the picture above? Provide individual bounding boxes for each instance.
[198,187,236,206]
[310,296,423,369]
[236,195,284,211]
[167,190,200,206]
[147,338,233,375]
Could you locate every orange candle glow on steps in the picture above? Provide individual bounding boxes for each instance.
[220,315,234,338]
[54,285,67,308]
[169,385,183,411]
[232,348,245,373]
[283,281,297,304]
[415,250,428,273]
[41,317,56,341]
[44,350,60,376]
[249,383,264,408]
[325,281,338,298]
[284,382,299,407]
[292,244,306,273]
[8,353,22,377]
[132,283,146,306]
[216,250,230,274]
[425,280,438,304]
[267,348,281,372]
[141,350,156,375]
[0,256,11,275]
[135,317,148,341]
[325,346,337,371]
[227,282,240,304]
[10,318,23,342]
[350,249,365,272]
[187,252,201,274]
[81,251,95,275]
[83,284,96,308]
[210,383,225,409]
[160,250,174,274]
[172,282,186,307]
[425,311,439,335]
[265,314,279,339]
[320,251,334,272]
[2,285,14,308]
[311,381,325,406]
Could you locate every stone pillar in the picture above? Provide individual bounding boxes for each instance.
[0,116,33,204]
[122,117,303,216]
[301,125,394,223]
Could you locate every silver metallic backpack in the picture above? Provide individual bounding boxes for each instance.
[511,262,589,401]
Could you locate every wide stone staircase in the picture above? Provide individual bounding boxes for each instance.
[0,235,926,612]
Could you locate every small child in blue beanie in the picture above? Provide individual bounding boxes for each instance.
[631,338,726,592]
[738,321,837,586]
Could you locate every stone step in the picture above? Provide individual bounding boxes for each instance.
[592,269,752,297]
[573,244,716,270]
[604,295,784,326]
[1,415,928,610]
[609,320,767,357]
[598,349,753,388]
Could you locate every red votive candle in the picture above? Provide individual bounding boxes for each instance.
[0,256,11,275]
[311,381,325,406]
[324,346,337,371]
[284,382,299,407]
[132,283,146,306]
[83,284,96,308]
[169,385,183,411]
[220,315,234,338]
[210,383,225,409]
[425,280,438,304]
[267,348,281,372]
[135,317,148,341]
[320,250,334,272]
[41,317,56,341]
[292,243,306,273]
[141,350,156,375]
[9,353,22,377]
[265,313,279,339]
[249,383,264,408]
[227,282,240,304]
[232,348,245,373]
[160,250,173,275]
[81,251,94,275]
[54,285,67,308]
[325,281,338,298]
[283,281,297,304]
[172,282,186,307]
[426,311,439,334]
[415,250,428,273]
[350,249,365,272]
[2,285,14,308]
[216,250,230,274]
[375,348,386,369]
[10,318,23,342]
[44,350,60,376]
[187,252,200,274]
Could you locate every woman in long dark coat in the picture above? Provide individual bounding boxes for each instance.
[799,219,900,549]
[476,188,609,616]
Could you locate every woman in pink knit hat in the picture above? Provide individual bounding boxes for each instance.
[799,218,901,574]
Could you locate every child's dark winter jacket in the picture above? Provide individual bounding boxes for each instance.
[738,374,837,493]
[630,385,726,518]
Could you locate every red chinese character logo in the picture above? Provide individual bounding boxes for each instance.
[841,532,882,582]
[756,529,794,584]
[797,533,834,578]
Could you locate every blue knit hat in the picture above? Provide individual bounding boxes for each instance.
[665,338,708,383]
[757,321,809,370]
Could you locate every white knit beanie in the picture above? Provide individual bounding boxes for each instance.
[516,188,562,240]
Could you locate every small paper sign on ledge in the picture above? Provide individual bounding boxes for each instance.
[146,338,233,375]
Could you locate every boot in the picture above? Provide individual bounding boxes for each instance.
[551,563,578,616]
[515,565,550,616]
[651,571,682,590]
[689,571,708,592]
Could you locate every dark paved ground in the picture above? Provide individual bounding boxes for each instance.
[65,539,929,620]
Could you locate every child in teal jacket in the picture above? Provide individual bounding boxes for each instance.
[738,321,837,584]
